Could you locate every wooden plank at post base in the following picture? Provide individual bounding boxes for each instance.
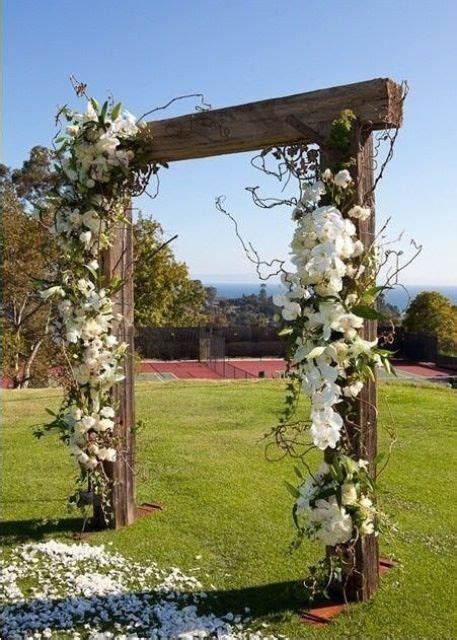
[345,127,379,602]
[142,78,403,163]
[94,208,136,530]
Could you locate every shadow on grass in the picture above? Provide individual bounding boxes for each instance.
[0,580,307,638]
[201,579,306,619]
[1,517,86,544]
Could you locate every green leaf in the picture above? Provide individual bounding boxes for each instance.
[100,101,109,122]
[111,102,122,120]
[293,465,303,479]
[278,327,293,336]
[363,285,392,299]
[352,305,385,321]
[383,357,392,375]
[90,98,100,113]
[284,480,300,499]
[312,487,337,502]
[374,452,387,464]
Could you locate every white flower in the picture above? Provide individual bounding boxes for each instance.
[352,239,364,257]
[87,259,99,272]
[341,482,358,505]
[96,418,115,432]
[77,278,95,296]
[105,334,118,348]
[309,497,353,545]
[301,180,326,204]
[81,318,104,341]
[85,101,98,121]
[79,230,92,248]
[100,406,115,418]
[282,301,301,321]
[310,407,343,449]
[322,168,333,182]
[97,447,117,462]
[348,205,371,221]
[66,124,79,136]
[40,286,65,300]
[333,169,352,188]
[331,313,364,339]
[343,380,364,398]
[81,415,96,431]
[81,209,101,232]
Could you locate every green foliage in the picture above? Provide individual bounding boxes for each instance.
[133,216,208,327]
[1,152,59,387]
[377,291,401,323]
[403,291,457,354]
[327,108,357,162]
[206,286,279,327]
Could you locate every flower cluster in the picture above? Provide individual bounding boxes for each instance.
[40,99,142,504]
[274,168,389,547]
[294,456,376,547]
[274,169,382,451]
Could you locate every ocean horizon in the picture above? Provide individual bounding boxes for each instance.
[204,282,457,311]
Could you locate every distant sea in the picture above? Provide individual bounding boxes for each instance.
[205,282,457,312]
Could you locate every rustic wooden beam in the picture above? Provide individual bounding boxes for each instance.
[94,208,136,530]
[322,125,379,602]
[344,127,379,601]
[343,127,379,602]
[142,78,403,162]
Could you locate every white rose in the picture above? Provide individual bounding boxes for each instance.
[97,447,117,462]
[100,406,115,418]
[341,482,358,505]
[301,181,326,204]
[348,205,371,221]
[333,169,352,189]
[81,415,96,431]
[97,418,115,432]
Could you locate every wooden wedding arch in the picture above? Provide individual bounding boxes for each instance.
[103,77,404,602]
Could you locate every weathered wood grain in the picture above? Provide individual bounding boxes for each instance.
[142,78,403,162]
[96,208,136,530]
[346,127,379,602]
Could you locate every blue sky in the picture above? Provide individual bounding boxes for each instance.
[4,0,457,285]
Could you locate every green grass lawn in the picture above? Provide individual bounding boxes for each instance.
[2,380,457,639]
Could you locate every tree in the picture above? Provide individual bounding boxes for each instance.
[403,291,457,354]
[133,216,208,327]
[1,150,58,387]
[377,292,401,324]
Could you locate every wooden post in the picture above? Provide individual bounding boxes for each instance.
[94,207,136,529]
[322,125,379,601]
[344,126,379,601]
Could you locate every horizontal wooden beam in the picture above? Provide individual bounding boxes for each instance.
[141,78,403,163]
